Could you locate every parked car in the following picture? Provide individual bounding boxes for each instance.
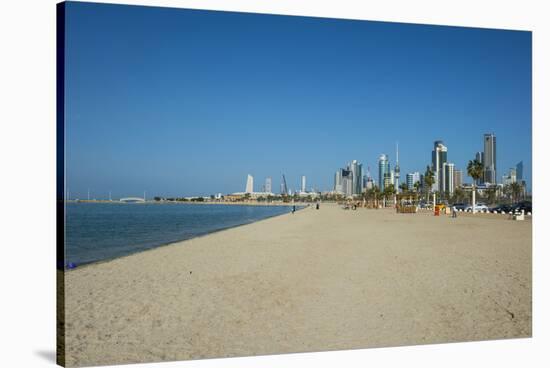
[465,203,489,212]
[511,201,532,214]
[489,204,514,213]
[452,203,467,211]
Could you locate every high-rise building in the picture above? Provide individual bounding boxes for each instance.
[394,143,400,193]
[378,154,390,191]
[301,175,306,193]
[334,169,344,194]
[265,177,272,193]
[343,173,353,197]
[503,167,517,186]
[335,168,352,197]
[442,162,455,195]
[245,174,254,193]
[483,133,497,184]
[406,172,420,191]
[516,161,524,182]
[453,170,463,190]
[432,141,448,192]
[364,167,374,190]
[349,160,363,195]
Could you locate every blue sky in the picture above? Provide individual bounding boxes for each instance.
[64,2,532,198]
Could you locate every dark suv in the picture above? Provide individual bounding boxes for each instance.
[512,201,532,214]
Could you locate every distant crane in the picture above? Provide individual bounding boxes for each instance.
[282,174,289,195]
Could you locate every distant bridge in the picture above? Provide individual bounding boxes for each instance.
[119,197,146,203]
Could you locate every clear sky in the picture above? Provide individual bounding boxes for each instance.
[64,2,532,199]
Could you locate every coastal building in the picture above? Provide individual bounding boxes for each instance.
[343,174,353,197]
[245,174,254,193]
[503,167,517,186]
[301,175,306,193]
[378,154,390,191]
[442,162,455,195]
[365,177,374,190]
[516,161,524,182]
[453,169,463,190]
[383,171,393,191]
[334,161,363,196]
[483,133,497,185]
[406,172,420,191]
[432,140,448,193]
[394,143,400,193]
[334,169,344,194]
[265,177,272,194]
[349,160,363,195]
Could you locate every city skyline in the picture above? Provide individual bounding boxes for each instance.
[64,2,532,198]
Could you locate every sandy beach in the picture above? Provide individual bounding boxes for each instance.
[62,204,531,367]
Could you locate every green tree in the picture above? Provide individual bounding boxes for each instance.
[485,186,497,205]
[467,159,484,213]
[413,181,421,195]
[424,166,435,205]
[509,182,522,203]
[383,184,395,207]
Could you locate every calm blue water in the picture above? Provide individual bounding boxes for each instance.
[65,203,296,267]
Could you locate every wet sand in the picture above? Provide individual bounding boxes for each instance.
[62,204,531,367]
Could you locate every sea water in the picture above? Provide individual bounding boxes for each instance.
[65,202,295,267]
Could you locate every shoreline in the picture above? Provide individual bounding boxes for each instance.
[66,200,317,206]
[65,205,308,270]
[63,203,531,367]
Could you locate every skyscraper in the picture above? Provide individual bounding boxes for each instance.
[245,174,254,193]
[503,167,517,186]
[265,177,272,193]
[349,160,363,195]
[432,141,448,192]
[301,175,306,193]
[394,143,400,193]
[483,133,497,185]
[378,154,389,191]
[406,172,420,191]
[342,172,353,197]
[453,170,463,190]
[516,161,524,182]
[334,169,344,194]
[442,162,455,195]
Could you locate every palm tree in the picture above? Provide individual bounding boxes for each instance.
[453,186,465,204]
[399,182,408,194]
[424,166,435,205]
[509,182,522,203]
[373,186,380,208]
[413,181,421,195]
[467,159,484,214]
[383,184,395,207]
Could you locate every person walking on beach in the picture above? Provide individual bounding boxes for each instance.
[316,202,319,210]
[292,205,296,214]
[452,205,458,218]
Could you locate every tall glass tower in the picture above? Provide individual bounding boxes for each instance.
[394,143,400,193]
[349,160,363,195]
[483,133,497,185]
[516,161,523,182]
[378,154,389,191]
[432,141,448,192]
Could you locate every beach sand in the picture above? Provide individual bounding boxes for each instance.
[62,204,531,367]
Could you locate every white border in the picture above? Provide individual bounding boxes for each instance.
[0,1,548,367]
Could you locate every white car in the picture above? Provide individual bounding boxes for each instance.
[465,204,489,212]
